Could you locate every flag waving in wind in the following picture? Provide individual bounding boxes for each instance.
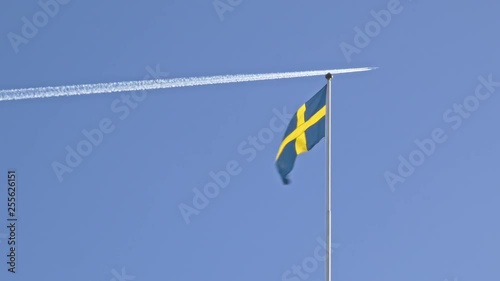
[275,84,327,184]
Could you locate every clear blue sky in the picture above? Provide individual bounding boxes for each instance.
[1,0,499,280]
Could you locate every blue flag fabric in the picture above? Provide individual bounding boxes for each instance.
[275,85,327,184]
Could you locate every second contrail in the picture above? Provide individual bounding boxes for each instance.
[0,67,377,102]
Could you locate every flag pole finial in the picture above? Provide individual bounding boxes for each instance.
[325,73,333,79]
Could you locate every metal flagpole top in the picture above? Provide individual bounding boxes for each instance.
[325,73,333,80]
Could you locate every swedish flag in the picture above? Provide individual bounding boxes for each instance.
[275,85,327,184]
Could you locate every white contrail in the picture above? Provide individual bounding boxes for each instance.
[0,67,377,102]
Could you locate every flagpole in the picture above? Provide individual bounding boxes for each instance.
[325,72,333,281]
